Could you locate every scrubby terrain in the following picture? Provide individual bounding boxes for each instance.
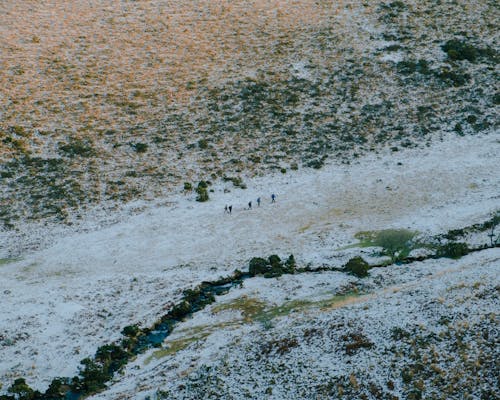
[1,133,498,399]
[0,1,499,399]
[1,0,498,229]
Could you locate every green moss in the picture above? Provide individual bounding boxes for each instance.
[212,296,268,322]
[212,292,362,324]
[145,332,211,364]
[0,258,20,266]
[349,229,420,261]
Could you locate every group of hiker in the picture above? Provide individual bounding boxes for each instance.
[224,193,276,214]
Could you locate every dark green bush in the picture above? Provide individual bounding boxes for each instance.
[198,139,208,149]
[45,378,66,399]
[121,324,140,337]
[249,254,296,277]
[75,358,108,393]
[284,254,296,272]
[129,142,148,153]
[306,158,325,169]
[268,254,282,268]
[58,139,95,158]
[344,256,370,278]
[442,40,478,62]
[169,300,192,319]
[183,182,193,191]
[249,257,270,276]
[196,187,209,202]
[397,60,430,75]
[224,176,246,189]
[436,242,469,259]
[196,181,209,202]
[435,68,470,87]
[6,378,37,400]
[95,344,129,374]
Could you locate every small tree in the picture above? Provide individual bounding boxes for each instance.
[249,257,270,276]
[196,181,209,202]
[7,378,36,400]
[344,256,370,278]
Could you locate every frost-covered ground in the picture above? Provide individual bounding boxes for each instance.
[0,132,499,396]
[92,249,499,400]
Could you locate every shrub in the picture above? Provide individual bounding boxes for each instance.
[45,378,66,399]
[198,139,208,149]
[249,254,296,277]
[436,242,469,259]
[284,254,296,272]
[76,358,108,393]
[59,139,95,158]
[344,256,370,278]
[95,344,129,374]
[306,158,325,169]
[396,59,430,75]
[129,142,148,153]
[196,181,209,202]
[224,176,246,189]
[121,324,140,337]
[493,93,500,105]
[169,300,192,319]
[268,254,282,268]
[261,337,299,355]
[183,182,193,191]
[7,378,37,400]
[249,257,270,276]
[435,68,470,87]
[442,40,478,62]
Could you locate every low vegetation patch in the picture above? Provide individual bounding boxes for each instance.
[436,242,469,259]
[344,256,370,278]
[353,229,419,262]
[248,254,296,278]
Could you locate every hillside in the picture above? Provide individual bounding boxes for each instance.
[1,132,499,399]
[0,1,499,399]
[1,0,498,231]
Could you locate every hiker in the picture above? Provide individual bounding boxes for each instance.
[271,193,276,203]
[248,201,252,210]
[228,205,232,214]
[257,197,261,207]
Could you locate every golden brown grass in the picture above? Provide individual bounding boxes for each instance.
[0,0,343,146]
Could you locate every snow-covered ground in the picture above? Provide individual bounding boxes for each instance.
[0,131,499,394]
[91,248,499,399]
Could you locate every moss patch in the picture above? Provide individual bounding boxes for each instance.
[0,258,20,266]
[212,296,268,322]
[145,332,211,365]
[341,229,421,262]
[212,292,363,324]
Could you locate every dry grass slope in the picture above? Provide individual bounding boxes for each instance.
[0,0,498,227]
[0,0,337,140]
